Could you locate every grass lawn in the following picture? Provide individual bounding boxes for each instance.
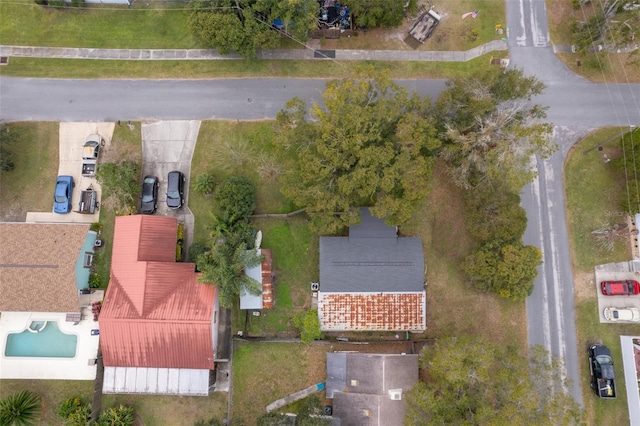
[564,127,638,424]
[102,392,228,426]
[232,341,328,425]
[564,127,631,274]
[404,160,528,351]
[0,3,196,49]
[0,380,94,424]
[0,53,501,79]
[0,122,59,222]
[546,0,640,83]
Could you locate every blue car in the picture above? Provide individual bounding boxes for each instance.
[53,175,74,214]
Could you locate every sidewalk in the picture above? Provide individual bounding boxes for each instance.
[0,40,507,62]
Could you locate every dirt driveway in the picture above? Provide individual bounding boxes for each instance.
[141,121,200,254]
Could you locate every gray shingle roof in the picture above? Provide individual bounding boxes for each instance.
[319,208,424,293]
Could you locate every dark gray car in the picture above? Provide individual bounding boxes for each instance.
[166,171,185,209]
[141,175,159,214]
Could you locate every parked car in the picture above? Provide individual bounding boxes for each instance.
[603,307,640,322]
[141,175,159,214]
[600,280,640,296]
[53,175,74,214]
[588,344,616,398]
[166,170,185,209]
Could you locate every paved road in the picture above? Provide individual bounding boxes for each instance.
[507,0,640,407]
[0,78,446,122]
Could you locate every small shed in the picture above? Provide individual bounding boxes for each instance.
[240,249,274,310]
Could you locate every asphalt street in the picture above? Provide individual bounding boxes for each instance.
[0,78,447,122]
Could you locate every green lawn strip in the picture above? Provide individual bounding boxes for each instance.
[101,392,227,426]
[0,122,59,221]
[564,127,639,423]
[564,127,631,273]
[0,3,196,49]
[232,341,328,425]
[0,54,501,79]
[0,379,93,424]
[93,122,143,287]
[575,301,637,425]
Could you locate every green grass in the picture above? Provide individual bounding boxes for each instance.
[564,127,639,424]
[102,393,227,426]
[0,53,501,79]
[244,218,318,335]
[0,380,94,425]
[564,127,631,273]
[576,301,638,425]
[232,341,328,425]
[0,122,59,221]
[0,3,196,48]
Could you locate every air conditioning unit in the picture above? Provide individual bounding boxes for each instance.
[388,389,402,400]
[311,282,319,291]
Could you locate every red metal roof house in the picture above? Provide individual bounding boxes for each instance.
[99,215,219,396]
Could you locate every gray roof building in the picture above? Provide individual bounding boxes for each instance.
[327,352,419,426]
[318,208,426,331]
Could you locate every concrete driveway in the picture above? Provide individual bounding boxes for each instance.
[26,122,115,224]
[594,261,640,323]
[141,121,200,254]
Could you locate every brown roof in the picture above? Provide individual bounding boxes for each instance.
[0,222,89,312]
[318,292,426,331]
[100,215,217,370]
[261,249,273,309]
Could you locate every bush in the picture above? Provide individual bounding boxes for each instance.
[214,176,256,223]
[194,173,215,195]
[49,0,65,7]
[0,124,17,172]
[189,242,209,264]
[58,396,90,426]
[71,0,84,6]
[0,390,42,426]
[98,405,134,426]
[293,309,323,343]
[89,273,101,288]
[90,222,103,233]
[34,0,48,5]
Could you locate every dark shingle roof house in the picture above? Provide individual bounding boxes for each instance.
[100,215,218,396]
[326,352,419,426]
[318,208,426,331]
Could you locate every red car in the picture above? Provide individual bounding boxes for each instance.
[601,280,640,296]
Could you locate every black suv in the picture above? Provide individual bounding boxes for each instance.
[166,171,185,209]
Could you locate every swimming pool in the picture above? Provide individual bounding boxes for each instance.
[5,321,77,358]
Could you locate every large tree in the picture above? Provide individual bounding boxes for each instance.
[188,0,280,60]
[276,68,440,233]
[405,338,583,425]
[437,69,555,193]
[463,240,542,301]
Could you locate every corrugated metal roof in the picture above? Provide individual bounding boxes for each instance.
[261,249,273,309]
[318,292,426,331]
[0,223,89,312]
[239,248,274,310]
[100,215,217,370]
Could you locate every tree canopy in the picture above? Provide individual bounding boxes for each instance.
[463,240,542,301]
[463,186,528,244]
[405,338,583,425]
[437,68,555,193]
[188,0,281,60]
[276,68,440,233]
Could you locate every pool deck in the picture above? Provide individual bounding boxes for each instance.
[0,290,104,380]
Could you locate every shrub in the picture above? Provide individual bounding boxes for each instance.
[34,0,48,5]
[90,222,103,232]
[194,173,215,195]
[0,390,42,426]
[71,0,84,6]
[293,309,323,343]
[59,396,91,426]
[88,272,101,288]
[98,405,134,426]
[214,176,256,223]
[49,0,65,7]
[189,242,209,264]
